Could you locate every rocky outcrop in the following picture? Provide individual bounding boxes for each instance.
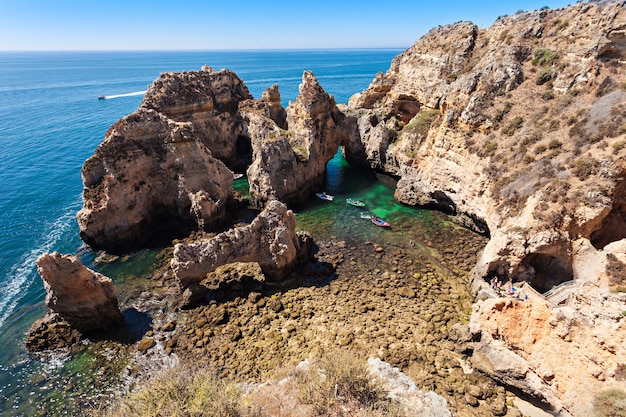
[141,65,253,170]
[346,1,626,286]
[77,108,234,253]
[171,200,309,287]
[470,295,626,416]
[26,252,124,351]
[245,71,349,207]
[341,3,626,415]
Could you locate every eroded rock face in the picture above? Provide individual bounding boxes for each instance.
[27,253,123,347]
[245,71,349,207]
[470,296,626,416]
[141,65,253,169]
[341,3,626,414]
[77,108,233,253]
[171,200,308,287]
[345,1,626,286]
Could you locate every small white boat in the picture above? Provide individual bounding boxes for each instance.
[233,173,244,180]
[315,192,334,201]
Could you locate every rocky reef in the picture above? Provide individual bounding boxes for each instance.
[26,253,123,351]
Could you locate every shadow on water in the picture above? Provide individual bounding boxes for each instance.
[88,308,153,345]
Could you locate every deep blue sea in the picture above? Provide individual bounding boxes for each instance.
[0,49,404,415]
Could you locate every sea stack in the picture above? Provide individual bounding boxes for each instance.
[26,252,124,351]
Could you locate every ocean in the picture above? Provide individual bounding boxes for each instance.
[0,49,408,416]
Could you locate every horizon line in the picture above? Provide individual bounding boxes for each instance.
[0,47,410,53]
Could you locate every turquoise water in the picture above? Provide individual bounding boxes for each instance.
[0,50,404,415]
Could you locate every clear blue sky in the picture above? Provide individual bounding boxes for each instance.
[0,0,576,50]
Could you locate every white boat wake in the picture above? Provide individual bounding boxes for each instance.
[0,202,80,328]
[99,90,146,100]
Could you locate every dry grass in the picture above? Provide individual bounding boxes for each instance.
[593,389,626,417]
[93,351,404,417]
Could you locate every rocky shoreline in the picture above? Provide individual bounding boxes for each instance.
[25,2,626,416]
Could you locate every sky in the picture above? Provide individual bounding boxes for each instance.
[0,0,578,50]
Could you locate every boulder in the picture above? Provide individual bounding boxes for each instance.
[25,313,82,352]
[171,200,309,287]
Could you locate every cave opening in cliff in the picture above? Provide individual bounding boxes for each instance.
[523,253,573,294]
[234,134,252,171]
[590,173,626,249]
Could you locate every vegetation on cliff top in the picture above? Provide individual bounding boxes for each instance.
[95,351,405,417]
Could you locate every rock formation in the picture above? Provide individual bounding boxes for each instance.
[470,293,626,416]
[244,71,349,207]
[26,252,124,351]
[77,108,234,253]
[345,1,626,287]
[140,65,253,171]
[171,200,309,288]
[341,2,626,414]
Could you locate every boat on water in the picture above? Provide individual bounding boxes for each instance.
[360,212,372,219]
[233,173,244,180]
[315,192,334,201]
[371,216,390,227]
[98,95,106,100]
[346,198,365,207]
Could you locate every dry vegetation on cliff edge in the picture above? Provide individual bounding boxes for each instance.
[94,351,404,417]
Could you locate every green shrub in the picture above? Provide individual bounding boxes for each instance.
[536,67,555,85]
[502,116,524,136]
[594,389,626,417]
[494,102,512,122]
[613,140,626,154]
[572,156,599,180]
[548,139,562,150]
[534,144,547,154]
[541,90,555,100]
[532,48,559,66]
[481,139,498,157]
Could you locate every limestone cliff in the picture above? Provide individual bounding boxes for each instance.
[345,2,626,414]
[244,71,349,207]
[347,1,626,286]
[78,107,234,253]
[26,252,124,351]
